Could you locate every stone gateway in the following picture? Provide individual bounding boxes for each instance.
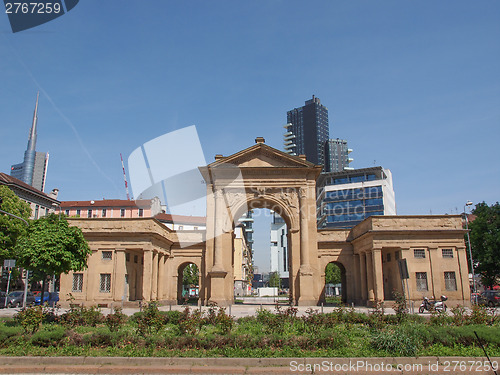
[60,139,470,307]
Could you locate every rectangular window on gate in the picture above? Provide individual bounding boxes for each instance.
[442,249,454,258]
[100,274,111,293]
[416,272,428,291]
[414,249,426,259]
[444,272,457,291]
[72,273,83,292]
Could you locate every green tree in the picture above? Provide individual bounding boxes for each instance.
[269,272,280,287]
[14,214,91,300]
[182,263,199,286]
[0,186,31,262]
[325,262,341,284]
[468,202,500,288]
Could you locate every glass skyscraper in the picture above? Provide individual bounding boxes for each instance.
[284,95,329,166]
[10,92,49,192]
[324,138,353,173]
[284,96,352,172]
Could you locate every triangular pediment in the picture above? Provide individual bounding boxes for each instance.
[208,143,317,169]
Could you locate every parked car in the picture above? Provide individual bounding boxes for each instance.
[0,292,13,308]
[34,292,59,307]
[478,290,500,307]
[8,291,35,307]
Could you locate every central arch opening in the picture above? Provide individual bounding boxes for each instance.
[230,196,294,304]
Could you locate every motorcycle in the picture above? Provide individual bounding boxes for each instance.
[419,295,447,313]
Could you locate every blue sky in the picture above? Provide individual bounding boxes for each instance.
[1,1,499,271]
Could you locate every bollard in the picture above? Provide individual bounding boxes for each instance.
[321,302,324,314]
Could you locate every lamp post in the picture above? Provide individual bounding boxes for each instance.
[464,201,477,304]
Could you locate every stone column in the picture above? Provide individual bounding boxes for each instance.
[299,188,311,271]
[157,254,166,301]
[209,189,229,304]
[213,189,225,271]
[142,250,153,301]
[359,252,367,303]
[354,254,361,302]
[297,186,315,305]
[372,248,384,302]
[427,247,439,299]
[113,249,127,302]
[84,250,98,302]
[456,246,471,304]
[366,251,375,303]
[151,251,158,300]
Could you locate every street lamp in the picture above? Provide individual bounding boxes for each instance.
[464,201,477,304]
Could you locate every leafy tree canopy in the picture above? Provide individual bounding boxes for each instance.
[14,213,91,276]
[268,272,280,287]
[182,263,199,286]
[0,186,31,261]
[325,262,341,285]
[469,202,500,288]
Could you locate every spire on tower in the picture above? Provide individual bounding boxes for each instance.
[27,91,39,152]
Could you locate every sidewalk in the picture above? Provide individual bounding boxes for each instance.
[0,304,404,319]
[0,356,499,374]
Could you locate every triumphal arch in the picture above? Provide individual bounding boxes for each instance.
[199,137,322,305]
[61,138,471,307]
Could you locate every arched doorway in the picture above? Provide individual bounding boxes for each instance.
[177,262,199,304]
[324,261,347,304]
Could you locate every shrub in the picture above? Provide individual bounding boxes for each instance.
[14,305,44,334]
[470,304,490,325]
[31,326,66,347]
[136,301,165,336]
[61,305,104,327]
[105,307,127,332]
[0,325,22,345]
[392,291,408,322]
[164,310,182,325]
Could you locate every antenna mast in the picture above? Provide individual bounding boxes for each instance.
[120,153,131,200]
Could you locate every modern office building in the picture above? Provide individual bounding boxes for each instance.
[269,211,289,288]
[324,138,353,173]
[284,96,353,173]
[10,92,49,192]
[317,166,396,229]
[284,95,329,166]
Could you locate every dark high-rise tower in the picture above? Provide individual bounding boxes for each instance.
[10,92,49,192]
[284,95,329,166]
